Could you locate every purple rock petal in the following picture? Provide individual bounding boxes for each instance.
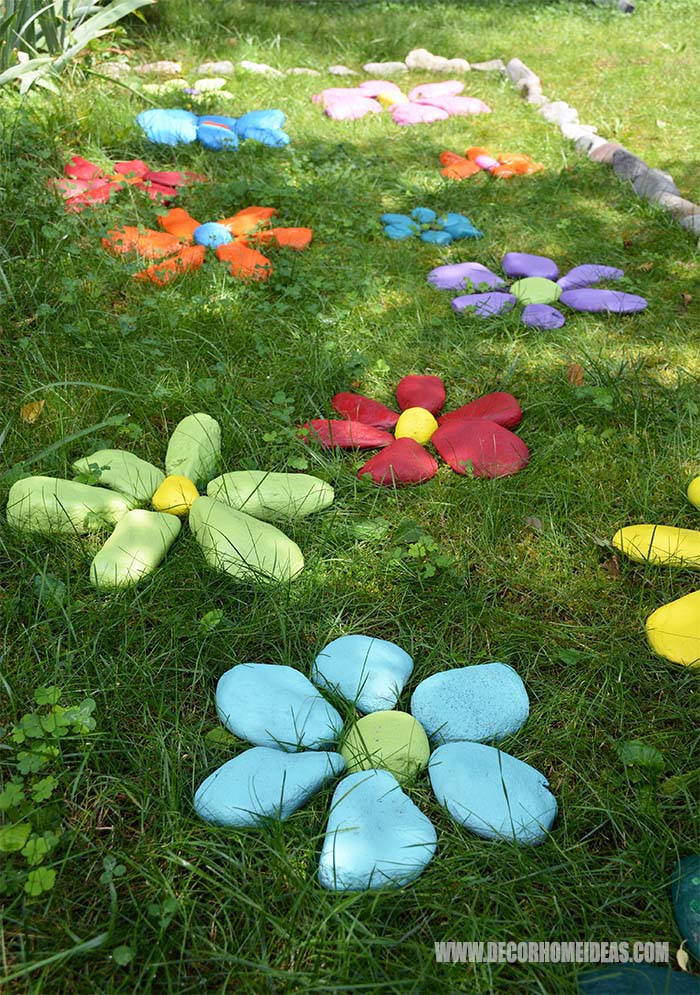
[521,304,566,330]
[557,264,624,292]
[560,288,648,314]
[502,252,559,280]
[451,292,517,317]
[427,262,505,291]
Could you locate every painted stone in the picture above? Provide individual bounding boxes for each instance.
[152,474,199,516]
[301,419,393,449]
[451,291,517,316]
[438,392,522,430]
[577,964,700,995]
[687,476,700,509]
[193,222,234,248]
[195,747,345,826]
[429,742,557,844]
[427,262,505,292]
[207,471,334,521]
[332,392,399,429]
[671,854,700,959]
[396,375,446,415]
[165,413,221,487]
[559,288,648,313]
[357,438,439,486]
[502,252,559,280]
[216,663,343,751]
[5,476,133,535]
[613,524,700,568]
[318,770,437,891]
[510,277,562,306]
[89,509,180,589]
[312,634,414,713]
[72,449,164,503]
[340,711,430,785]
[521,304,566,329]
[557,264,623,292]
[410,662,529,745]
[431,417,530,478]
[394,407,438,444]
[645,590,700,668]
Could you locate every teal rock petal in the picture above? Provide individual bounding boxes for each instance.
[318,770,437,891]
[216,663,343,751]
[578,964,700,995]
[72,449,165,504]
[194,747,345,826]
[312,634,414,713]
[410,662,529,745]
[429,742,557,844]
[672,854,700,959]
[421,229,452,245]
[411,207,437,224]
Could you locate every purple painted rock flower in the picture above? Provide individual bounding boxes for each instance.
[427,252,647,328]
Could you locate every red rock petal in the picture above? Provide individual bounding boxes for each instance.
[396,375,446,415]
[332,392,399,429]
[432,418,529,478]
[300,420,394,449]
[64,156,103,180]
[357,438,438,486]
[113,159,150,178]
[438,392,523,430]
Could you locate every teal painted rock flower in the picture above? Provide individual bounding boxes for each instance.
[5,414,334,589]
[381,207,483,244]
[195,639,557,891]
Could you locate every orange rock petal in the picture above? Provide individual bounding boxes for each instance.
[102,227,185,259]
[215,241,273,281]
[134,245,206,285]
[217,206,278,236]
[157,207,201,240]
[252,227,313,251]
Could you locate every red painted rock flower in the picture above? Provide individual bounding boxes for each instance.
[102,206,312,285]
[300,375,529,486]
[51,156,205,212]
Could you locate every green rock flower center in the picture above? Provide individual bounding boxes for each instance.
[510,276,562,306]
[340,711,431,786]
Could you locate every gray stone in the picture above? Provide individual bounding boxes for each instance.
[611,147,648,182]
[588,140,623,163]
[363,61,406,75]
[574,133,600,154]
[654,193,700,220]
[632,168,680,201]
[506,57,540,87]
[197,60,234,76]
[287,67,321,77]
[134,60,182,75]
[471,59,505,72]
[405,48,469,73]
[538,100,579,126]
[96,61,130,78]
[328,65,357,76]
[239,60,284,77]
[560,122,597,142]
[680,214,700,235]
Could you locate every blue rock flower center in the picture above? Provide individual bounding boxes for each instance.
[193,222,234,248]
[340,711,431,785]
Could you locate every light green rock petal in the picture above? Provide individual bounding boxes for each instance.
[72,449,165,504]
[165,414,221,487]
[207,471,334,522]
[6,476,134,535]
[90,510,181,589]
[189,496,304,583]
[510,277,562,306]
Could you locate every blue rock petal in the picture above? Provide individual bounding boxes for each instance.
[216,663,343,751]
[421,229,452,245]
[429,742,558,844]
[236,109,286,133]
[137,108,198,146]
[578,964,700,995]
[318,770,437,891]
[410,662,530,745]
[383,223,416,240]
[411,207,437,224]
[312,634,414,713]
[196,118,239,150]
[194,747,345,826]
[441,214,483,240]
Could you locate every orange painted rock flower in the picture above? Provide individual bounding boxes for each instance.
[439,146,544,180]
[102,206,312,285]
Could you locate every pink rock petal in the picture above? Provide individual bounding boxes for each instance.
[439,392,523,430]
[358,438,439,486]
[332,392,399,429]
[358,80,404,98]
[396,375,446,415]
[391,102,449,125]
[417,95,491,116]
[326,96,382,120]
[301,420,394,449]
[408,81,464,101]
[432,418,530,478]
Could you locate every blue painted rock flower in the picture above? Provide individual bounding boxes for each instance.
[5,414,334,589]
[195,635,558,892]
[137,107,290,150]
[301,374,529,485]
[382,207,482,244]
[428,251,648,329]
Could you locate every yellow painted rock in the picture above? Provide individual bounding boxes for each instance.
[376,91,408,109]
[687,476,700,510]
[152,474,199,516]
[394,406,438,445]
[646,590,700,668]
[340,711,430,786]
[613,524,700,569]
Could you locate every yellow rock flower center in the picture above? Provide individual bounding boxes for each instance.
[340,711,431,786]
[394,406,438,445]
[152,475,200,516]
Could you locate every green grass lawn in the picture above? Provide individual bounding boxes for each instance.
[1,1,699,992]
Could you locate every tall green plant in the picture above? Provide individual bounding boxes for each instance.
[0,0,154,91]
